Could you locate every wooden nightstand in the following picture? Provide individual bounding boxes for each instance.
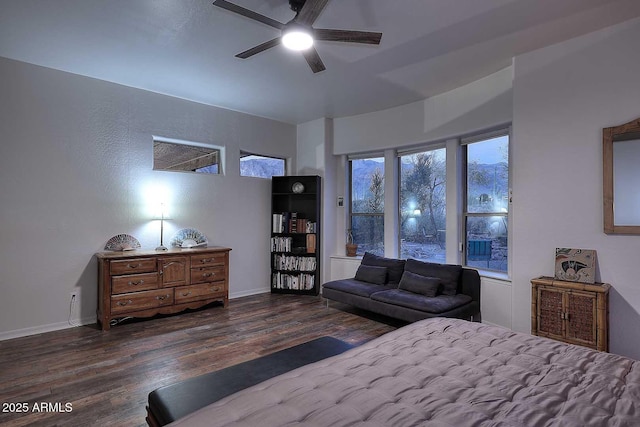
[531,276,610,352]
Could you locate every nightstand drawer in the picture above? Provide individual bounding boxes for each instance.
[110,258,157,275]
[110,289,173,315]
[175,282,226,304]
[191,266,225,284]
[112,272,159,294]
[191,252,227,267]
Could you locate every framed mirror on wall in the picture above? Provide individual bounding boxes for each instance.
[603,117,640,234]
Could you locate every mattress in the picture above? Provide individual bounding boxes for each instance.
[168,318,640,426]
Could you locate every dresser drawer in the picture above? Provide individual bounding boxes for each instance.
[175,282,226,304]
[191,266,225,284]
[110,289,173,315]
[110,258,157,275]
[111,272,159,294]
[191,252,227,267]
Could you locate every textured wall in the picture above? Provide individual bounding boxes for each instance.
[512,17,640,359]
[0,57,296,337]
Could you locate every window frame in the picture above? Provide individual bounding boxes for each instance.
[461,128,510,274]
[152,136,224,175]
[348,155,385,256]
[397,145,447,263]
[239,150,286,179]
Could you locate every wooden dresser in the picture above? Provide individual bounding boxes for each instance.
[530,276,610,352]
[96,247,231,330]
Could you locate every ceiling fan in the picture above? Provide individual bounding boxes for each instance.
[212,0,382,73]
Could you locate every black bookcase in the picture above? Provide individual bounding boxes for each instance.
[270,175,321,295]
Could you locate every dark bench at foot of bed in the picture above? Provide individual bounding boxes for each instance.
[146,336,355,427]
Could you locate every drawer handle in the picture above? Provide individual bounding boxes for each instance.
[126,263,141,269]
[181,291,192,297]
[210,286,221,292]
[202,272,215,278]
[200,258,213,263]
[156,294,171,301]
[116,300,132,307]
[128,280,144,286]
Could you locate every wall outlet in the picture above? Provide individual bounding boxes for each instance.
[70,291,78,302]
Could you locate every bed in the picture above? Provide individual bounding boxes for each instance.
[167,318,640,426]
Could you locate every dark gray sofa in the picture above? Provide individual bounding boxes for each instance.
[323,252,481,323]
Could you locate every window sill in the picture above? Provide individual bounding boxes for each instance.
[474,269,510,283]
[330,255,363,261]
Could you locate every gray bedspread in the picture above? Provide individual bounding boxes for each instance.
[168,318,640,426]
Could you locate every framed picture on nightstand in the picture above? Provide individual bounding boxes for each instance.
[554,248,597,284]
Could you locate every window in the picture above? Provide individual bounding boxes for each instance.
[153,137,223,174]
[240,151,286,178]
[463,132,509,272]
[399,147,446,262]
[349,157,384,256]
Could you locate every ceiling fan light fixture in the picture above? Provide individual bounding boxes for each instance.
[282,25,314,51]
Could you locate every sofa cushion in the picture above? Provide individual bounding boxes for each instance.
[361,252,406,284]
[370,289,473,314]
[405,259,462,295]
[398,271,440,297]
[354,265,388,285]
[322,279,390,298]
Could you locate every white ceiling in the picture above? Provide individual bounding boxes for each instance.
[1,0,640,124]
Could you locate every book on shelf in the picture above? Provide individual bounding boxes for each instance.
[272,212,316,234]
[306,234,316,254]
[271,272,315,290]
[272,254,317,271]
[270,236,292,252]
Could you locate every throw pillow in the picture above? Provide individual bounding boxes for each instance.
[361,252,406,284]
[354,265,388,285]
[398,271,440,297]
[405,259,462,295]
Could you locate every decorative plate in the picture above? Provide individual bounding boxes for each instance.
[104,234,141,251]
[292,181,305,194]
[170,228,208,248]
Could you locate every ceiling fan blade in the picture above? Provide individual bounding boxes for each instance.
[314,29,382,44]
[296,0,329,26]
[213,0,283,30]
[302,47,326,73]
[236,38,282,59]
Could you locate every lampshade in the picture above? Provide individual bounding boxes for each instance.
[282,24,313,51]
[152,202,172,220]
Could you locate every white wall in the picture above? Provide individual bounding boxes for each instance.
[511,17,640,359]
[296,118,337,285]
[333,67,513,155]
[0,57,296,338]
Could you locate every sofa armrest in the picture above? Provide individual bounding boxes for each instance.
[460,268,481,307]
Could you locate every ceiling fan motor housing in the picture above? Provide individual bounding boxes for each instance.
[289,0,306,13]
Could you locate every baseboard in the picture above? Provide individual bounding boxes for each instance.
[1,290,279,341]
[229,288,270,299]
[0,316,95,341]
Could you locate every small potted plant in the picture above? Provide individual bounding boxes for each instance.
[346,229,358,257]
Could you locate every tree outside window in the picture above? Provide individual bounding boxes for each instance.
[350,157,384,256]
[399,148,446,262]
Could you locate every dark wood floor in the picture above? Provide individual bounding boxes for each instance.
[0,294,401,427]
